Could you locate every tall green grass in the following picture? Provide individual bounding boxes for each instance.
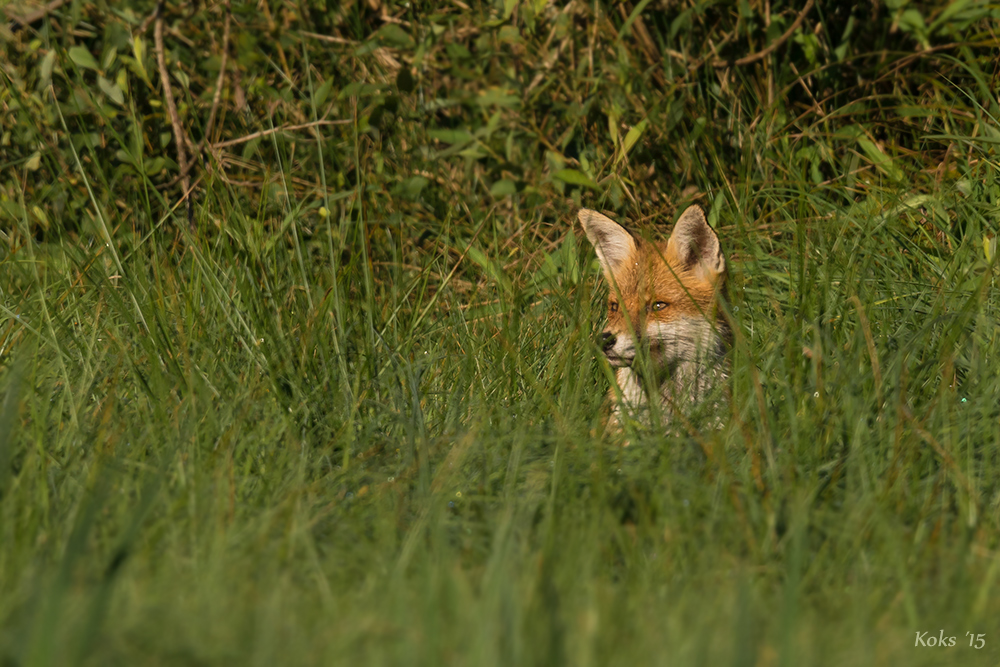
[2,1,1000,664]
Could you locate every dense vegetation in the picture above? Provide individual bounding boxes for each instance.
[2,0,999,664]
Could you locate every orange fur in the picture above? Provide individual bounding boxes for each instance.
[578,206,729,433]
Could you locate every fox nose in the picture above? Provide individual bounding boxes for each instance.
[601,331,617,352]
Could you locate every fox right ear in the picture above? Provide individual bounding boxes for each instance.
[666,205,725,283]
[578,209,637,283]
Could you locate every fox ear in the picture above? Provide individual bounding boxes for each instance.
[666,205,726,282]
[578,209,637,283]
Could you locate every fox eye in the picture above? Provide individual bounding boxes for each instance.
[609,302,619,313]
[652,301,668,311]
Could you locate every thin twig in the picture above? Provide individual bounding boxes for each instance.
[154,2,193,224]
[525,2,579,96]
[300,31,357,45]
[137,6,158,34]
[711,0,815,68]
[525,38,568,95]
[6,0,67,29]
[685,28,737,73]
[616,4,666,88]
[156,4,232,195]
[212,120,350,150]
[199,4,231,153]
[260,0,292,81]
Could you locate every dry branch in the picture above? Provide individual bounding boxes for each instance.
[154,3,193,223]
[5,0,67,29]
[212,120,351,150]
[711,0,815,68]
[200,4,232,152]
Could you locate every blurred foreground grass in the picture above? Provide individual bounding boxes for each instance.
[2,0,1000,664]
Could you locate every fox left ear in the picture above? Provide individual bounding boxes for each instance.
[578,208,638,284]
[666,205,726,283]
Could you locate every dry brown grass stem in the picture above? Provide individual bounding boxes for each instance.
[300,31,357,45]
[710,0,815,69]
[154,3,193,223]
[212,120,351,150]
[5,0,67,28]
[199,3,232,153]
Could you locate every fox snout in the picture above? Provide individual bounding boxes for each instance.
[600,329,636,366]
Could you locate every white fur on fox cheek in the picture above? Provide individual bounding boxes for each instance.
[645,317,718,362]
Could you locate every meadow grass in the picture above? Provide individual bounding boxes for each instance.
[2,1,1000,665]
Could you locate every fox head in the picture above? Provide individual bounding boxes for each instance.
[579,206,727,371]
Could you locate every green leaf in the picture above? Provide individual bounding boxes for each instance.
[338,82,383,99]
[929,0,974,34]
[465,244,513,294]
[926,134,1000,146]
[396,67,415,93]
[896,106,935,118]
[71,133,100,150]
[242,137,261,161]
[834,124,865,140]
[669,9,693,40]
[394,176,429,200]
[617,0,655,42]
[132,36,145,65]
[68,46,100,71]
[38,50,56,85]
[498,26,522,44]
[98,76,124,105]
[458,147,487,159]
[428,129,474,145]
[689,116,707,145]
[553,169,598,189]
[490,179,517,197]
[792,32,818,65]
[531,232,580,290]
[172,68,190,91]
[445,43,472,61]
[376,24,414,48]
[622,119,648,155]
[143,157,165,176]
[25,152,42,171]
[897,8,930,47]
[31,206,50,230]
[313,79,334,108]
[130,36,150,83]
[898,8,927,32]
[476,88,520,109]
[856,137,904,182]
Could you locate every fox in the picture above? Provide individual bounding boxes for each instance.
[578,205,730,434]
